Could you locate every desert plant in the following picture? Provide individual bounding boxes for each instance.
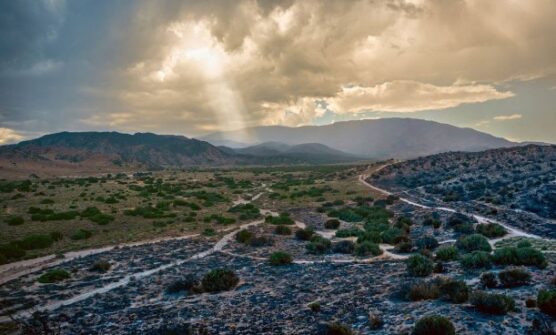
[439,278,469,303]
[537,289,556,318]
[306,236,332,254]
[498,268,531,288]
[269,251,293,265]
[323,323,353,335]
[470,291,515,315]
[460,251,492,269]
[38,269,71,283]
[406,254,434,277]
[435,246,458,261]
[456,234,492,253]
[295,227,315,241]
[416,236,439,251]
[332,240,355,254]
[324,219,340,229]
[18,234,53,250]
[201,268,239,293]
[166,274,199,293]
[492,247,547,269]
[235,229,253,244]
[5,215,24,226]
[354,241,382,257]
[71,229,92,240]
[413,315,455,335]
[274,225,292,235]
[480,272,498,288]
[476,223,507,238]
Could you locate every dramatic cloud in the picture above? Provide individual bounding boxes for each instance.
[493,114,523,121]
[1,0,556,141]
[0,128,24,144]
[327,81,514,114]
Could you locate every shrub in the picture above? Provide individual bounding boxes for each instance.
[470,291,515,315]
[396,241,413,253]
[0,243,26,263]
[89,213,115,225]
[476,223,507,238]
[201,268,239,293]
[525,298,537,308]
[322,323,353,335]
[71,229,93,240]
[306,236,332,254]
[18,234,53,250]
[5,215,24,226]
[38,269,71,283]
[308,302,321,312]
[274,225,292,235]
[166,274,199,293]
[492,247,547,268]
[202,228,216,236]
[413,315,455,335]
[324,219,340,229]
[537,290,556,318]
[460,251,492,269]
[265,213,294,225]
[401,281,440,301]
[357,231,382,244]
[498,268,531,288]
[435,246,458,261]
[235,229,253,244]
[336,227,364,238]
[456,234,492,253]
[248,236,273,247]
[354,241,382,257]
[269,251,293,266]
[295,227,315,241]
[89,260,111,272]
[416,236,439,251]
[480,272,498,288]
[381,228,406,245]
[332,240,355,254]
[406,254,433,277]
[439,278,469,303]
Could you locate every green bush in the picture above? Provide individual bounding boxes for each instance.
[5,215,24,226]
[498,268,531,288]
[354,241,382,257]
[166,275,199,294]
[476,223,507,238]
[274,225,292,235]
[324,219,340,229]
[235,229,253,244]
[0,243,26,263]
[306,236,331,254]
[71,229,93,240]
[269,251,293,266]
[460,251,492,269]
[201,268,239,293]
[265,213,294,225]
[470,291,515,315]
[537,289,556,318]
[435,246,458,261]
[480,272,498,288]
[439,278,469,303]
[38,269,71,283]
[356,231,382,244]
[492,247,547,269]
[381,227,406,245]
[18,234,53,250]
[332,240,355,254]
[49,231,63,241]
[406,254,433,277]
[456,234,492,253]
[413,315,455,335]
[295,227,315,241]
[335,227,363,238]
[401,281,440,301]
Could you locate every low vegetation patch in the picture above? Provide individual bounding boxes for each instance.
[201,268,239,293]
[269,251,293,266]
[38,269,71,283]
[406,254,433,277]
[470,291,515,315]
[413,315,455,335]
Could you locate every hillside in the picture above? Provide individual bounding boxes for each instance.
[0,132,236,177]
[233,142,360,164]
[203,118,515,159]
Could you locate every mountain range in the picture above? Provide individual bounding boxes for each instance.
[0,118,520,177]
[203,118,515,158]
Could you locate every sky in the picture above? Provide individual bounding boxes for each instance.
[0,0,555,144]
